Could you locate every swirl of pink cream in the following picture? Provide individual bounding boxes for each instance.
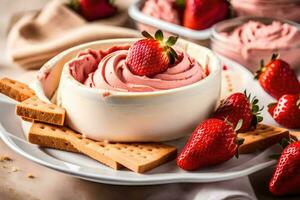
[68,46,207,92]
[220,21,300,59]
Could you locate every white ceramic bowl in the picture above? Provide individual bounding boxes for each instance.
[32,39,221,142]
[128,0,212,46]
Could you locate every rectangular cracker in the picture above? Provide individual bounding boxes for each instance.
[29,122,79,153]
[29,122,122,170]
[28,122,177,173]
[290,131,300,141]
[107,143,177,173]
[16,96,65,126]
[0,77,35,102]
[66,133,123,170]
[239,124,290,154]
[21,117,33,122]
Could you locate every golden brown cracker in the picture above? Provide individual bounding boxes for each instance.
[16,96,65,126]
[0,77,35,102]
[239,124,289,154]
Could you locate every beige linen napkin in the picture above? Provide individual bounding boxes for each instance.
[6,0,139,69]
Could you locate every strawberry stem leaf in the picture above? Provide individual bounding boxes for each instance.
[271,53,279,61]
[235,137,245,158]
[279,137,292,149]
[166,36,178,46]
[175,0,185,8]
[234,119,243,132]
[141,31,154,39]
[269,154,281,160]
[108,0,116,5]
[244,90,264,129]
[155,30,163,41]
[169,48,178,59]
[254,60,265,80]
[268,102,277,108]
[256,116,263,123]
[68,0,80,12]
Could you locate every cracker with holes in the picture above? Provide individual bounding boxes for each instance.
[107,143,177,173]
[0,77,35,102]
[28,122,177,172]
[28,122,122,169]
[29,122,79,153]
[16,96,65,126]
[66,133,123,170]
[239,124,290,154]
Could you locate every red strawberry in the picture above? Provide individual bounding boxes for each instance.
[177,118,243,171]
[268,94,300,129]
[183,0,230,30]
[269,141,300,196]
[69,0,117,21]
[213,91,263,132]
[126,30,178,77]
[255,54,300,100]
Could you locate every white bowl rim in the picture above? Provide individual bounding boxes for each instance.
[41,38,221,98]
[128,0,212,40]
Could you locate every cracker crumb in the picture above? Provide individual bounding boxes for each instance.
[11,166,19,172]
[0,156,13,162]
[27,173,35,179]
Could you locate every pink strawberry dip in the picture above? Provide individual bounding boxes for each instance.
[142,0,180,25]
[67,45,207,92]
[231,0,300,23]
[212,20,300,71]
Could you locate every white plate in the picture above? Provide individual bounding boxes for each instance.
[0,56,281,185]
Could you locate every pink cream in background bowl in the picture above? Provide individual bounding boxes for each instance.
[231,0,300,23]
[211,17,300,72]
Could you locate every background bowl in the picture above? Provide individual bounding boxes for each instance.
[211,16,300,72]
[128,0,212,47]
[33,39,221,142]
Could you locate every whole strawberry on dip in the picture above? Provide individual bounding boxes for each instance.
[269,140,300,196]
[268,94,300,129]
[255,54,300,100]
[68,30,208,92]
[69,0,117,21]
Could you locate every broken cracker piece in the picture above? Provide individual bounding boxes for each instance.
[16,96,65,126]
[11,166,19,172]
[0,77,35,102]
[239,124,290,154]
[0,156,13,162]
[27,173,35,179]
